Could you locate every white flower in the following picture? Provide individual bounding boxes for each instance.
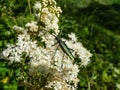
[34,1,41,11]
[25,21,38,32]
[68,33,77,42]
[65,36,92,67]
[13,25,24,32]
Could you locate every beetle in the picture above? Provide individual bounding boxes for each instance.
[42,29,75,61]
[51,32,75,61]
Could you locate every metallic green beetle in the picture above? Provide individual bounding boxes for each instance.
[52,33,75,61]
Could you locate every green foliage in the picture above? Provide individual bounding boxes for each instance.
[0,61,18,90]
[0,0,120,90]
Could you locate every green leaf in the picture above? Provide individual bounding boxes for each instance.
[0,41,3,47]
[0,67,9,76]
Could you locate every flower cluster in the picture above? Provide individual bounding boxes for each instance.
[1,0,92,90]
[67,33,92,66]
[34,0,62,34]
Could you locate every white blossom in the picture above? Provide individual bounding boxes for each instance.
[13,25,24,32]
[65,37,92,66]
[68,33,77,42]
[34,1,41,11]
[25,21,38,32]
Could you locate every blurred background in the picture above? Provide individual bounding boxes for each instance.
[0,0,120,90]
